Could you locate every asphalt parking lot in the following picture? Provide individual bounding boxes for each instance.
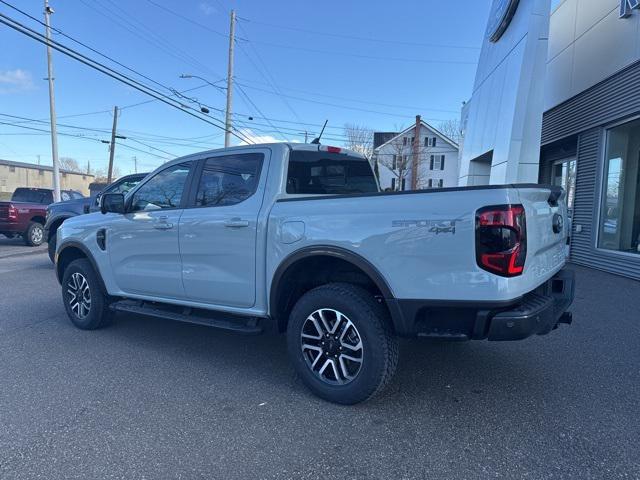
[0,240,639,479]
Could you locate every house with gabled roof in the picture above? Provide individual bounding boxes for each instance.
[372,116,459,191]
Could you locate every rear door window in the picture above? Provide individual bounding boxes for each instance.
[195,153,263,207]
[11,189,52,203]
[286,150,378,195]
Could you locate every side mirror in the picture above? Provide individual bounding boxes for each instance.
[100,193,125,215]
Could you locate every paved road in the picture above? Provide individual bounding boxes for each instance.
[0,252,639,479]
[0,236,46,259]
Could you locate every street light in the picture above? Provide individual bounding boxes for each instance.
[179,74,225,91]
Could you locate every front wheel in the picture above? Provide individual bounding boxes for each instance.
[286,283,398,405]
[61,259,112,330]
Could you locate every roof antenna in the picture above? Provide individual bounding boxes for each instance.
[311,120,328,144]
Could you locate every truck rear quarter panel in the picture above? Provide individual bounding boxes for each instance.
[267,188,567,304]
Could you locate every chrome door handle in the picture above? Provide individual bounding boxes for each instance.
[225,218,250,228]
[153,216,174,230]
[153,222,174,230]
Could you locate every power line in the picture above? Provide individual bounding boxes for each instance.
[238,17,481,51]
[0,12,255,145]
[0,120,172,161]
[0,112,222,153]
[143,0,229,39]
[241,39,479,66]
[235,76,461,114]
[0,0,176,96]
[235,83,289,141]
[74,0,218,81]
[234,21,303,124]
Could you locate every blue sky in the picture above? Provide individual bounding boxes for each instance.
[0,0,491,175]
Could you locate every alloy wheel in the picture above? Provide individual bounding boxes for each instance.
[301,308,364,385]
[67,272,91,319]
[31,226,43,244]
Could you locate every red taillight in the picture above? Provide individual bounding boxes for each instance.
[476,205,527,277]
[8,205,18,220]
[326,146,341,153]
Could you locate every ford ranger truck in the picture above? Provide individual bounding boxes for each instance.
[54,143,574,405]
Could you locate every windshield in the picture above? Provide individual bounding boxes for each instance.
[286,150,378,195]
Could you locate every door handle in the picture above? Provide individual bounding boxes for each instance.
[153,222,174,230]
[153,216,174,230]
[225,218,250,228]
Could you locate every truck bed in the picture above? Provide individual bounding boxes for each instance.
[267,184,569,304]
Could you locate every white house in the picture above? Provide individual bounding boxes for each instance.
[373,117,459,191]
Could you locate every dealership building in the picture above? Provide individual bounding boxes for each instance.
[460,0,640,280]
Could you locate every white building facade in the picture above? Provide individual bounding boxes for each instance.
[374,119,459,191]
[461,0,640,280]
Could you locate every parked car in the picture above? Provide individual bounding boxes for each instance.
[0,187,83,246]
[45,173,147,262]
[55,143,574,404]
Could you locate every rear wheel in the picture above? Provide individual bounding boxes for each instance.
[61,259,112,330]
[23,222,44,247]
[286,283,398,405]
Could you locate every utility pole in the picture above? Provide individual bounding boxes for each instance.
[411,114,421,190]
[132,156,137,174]
[107,106,119,183]
[224,9,236,148]
[44,0,61,202]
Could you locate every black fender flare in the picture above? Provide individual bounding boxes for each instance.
[56,240,107,294]
[269,245,401,331]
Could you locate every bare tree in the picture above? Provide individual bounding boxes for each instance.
[343,123,374,160]
[59,157,81,172]
[375,137,423,191]
[93,166,121,183]
[438,118,462,143]
[437,118,462,144]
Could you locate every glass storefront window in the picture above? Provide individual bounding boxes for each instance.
[599,119,640,255]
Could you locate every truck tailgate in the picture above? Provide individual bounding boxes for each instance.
[516,186,569,283]
[0,203,9,221]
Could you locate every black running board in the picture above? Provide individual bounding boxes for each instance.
[110,300,264,335]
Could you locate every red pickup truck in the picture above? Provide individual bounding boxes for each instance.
[0,188,83,246]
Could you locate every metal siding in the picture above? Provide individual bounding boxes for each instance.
[542,60,640,145]
[570,129,640,280]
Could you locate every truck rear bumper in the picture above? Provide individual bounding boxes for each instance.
[387,268,575,341]
[0,222,24,233]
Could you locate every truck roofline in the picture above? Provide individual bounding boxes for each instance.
[154,142,367,173]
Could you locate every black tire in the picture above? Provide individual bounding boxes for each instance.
[48,231,57,263]
[23,221,44,247]
[286,283,398,405]
[61,258,112,330]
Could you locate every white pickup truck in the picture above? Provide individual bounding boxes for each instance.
[55,143,574,404]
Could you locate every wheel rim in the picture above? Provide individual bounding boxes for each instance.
[301,308,364,385]
[31,226,43,244]
[67,272,91,319]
